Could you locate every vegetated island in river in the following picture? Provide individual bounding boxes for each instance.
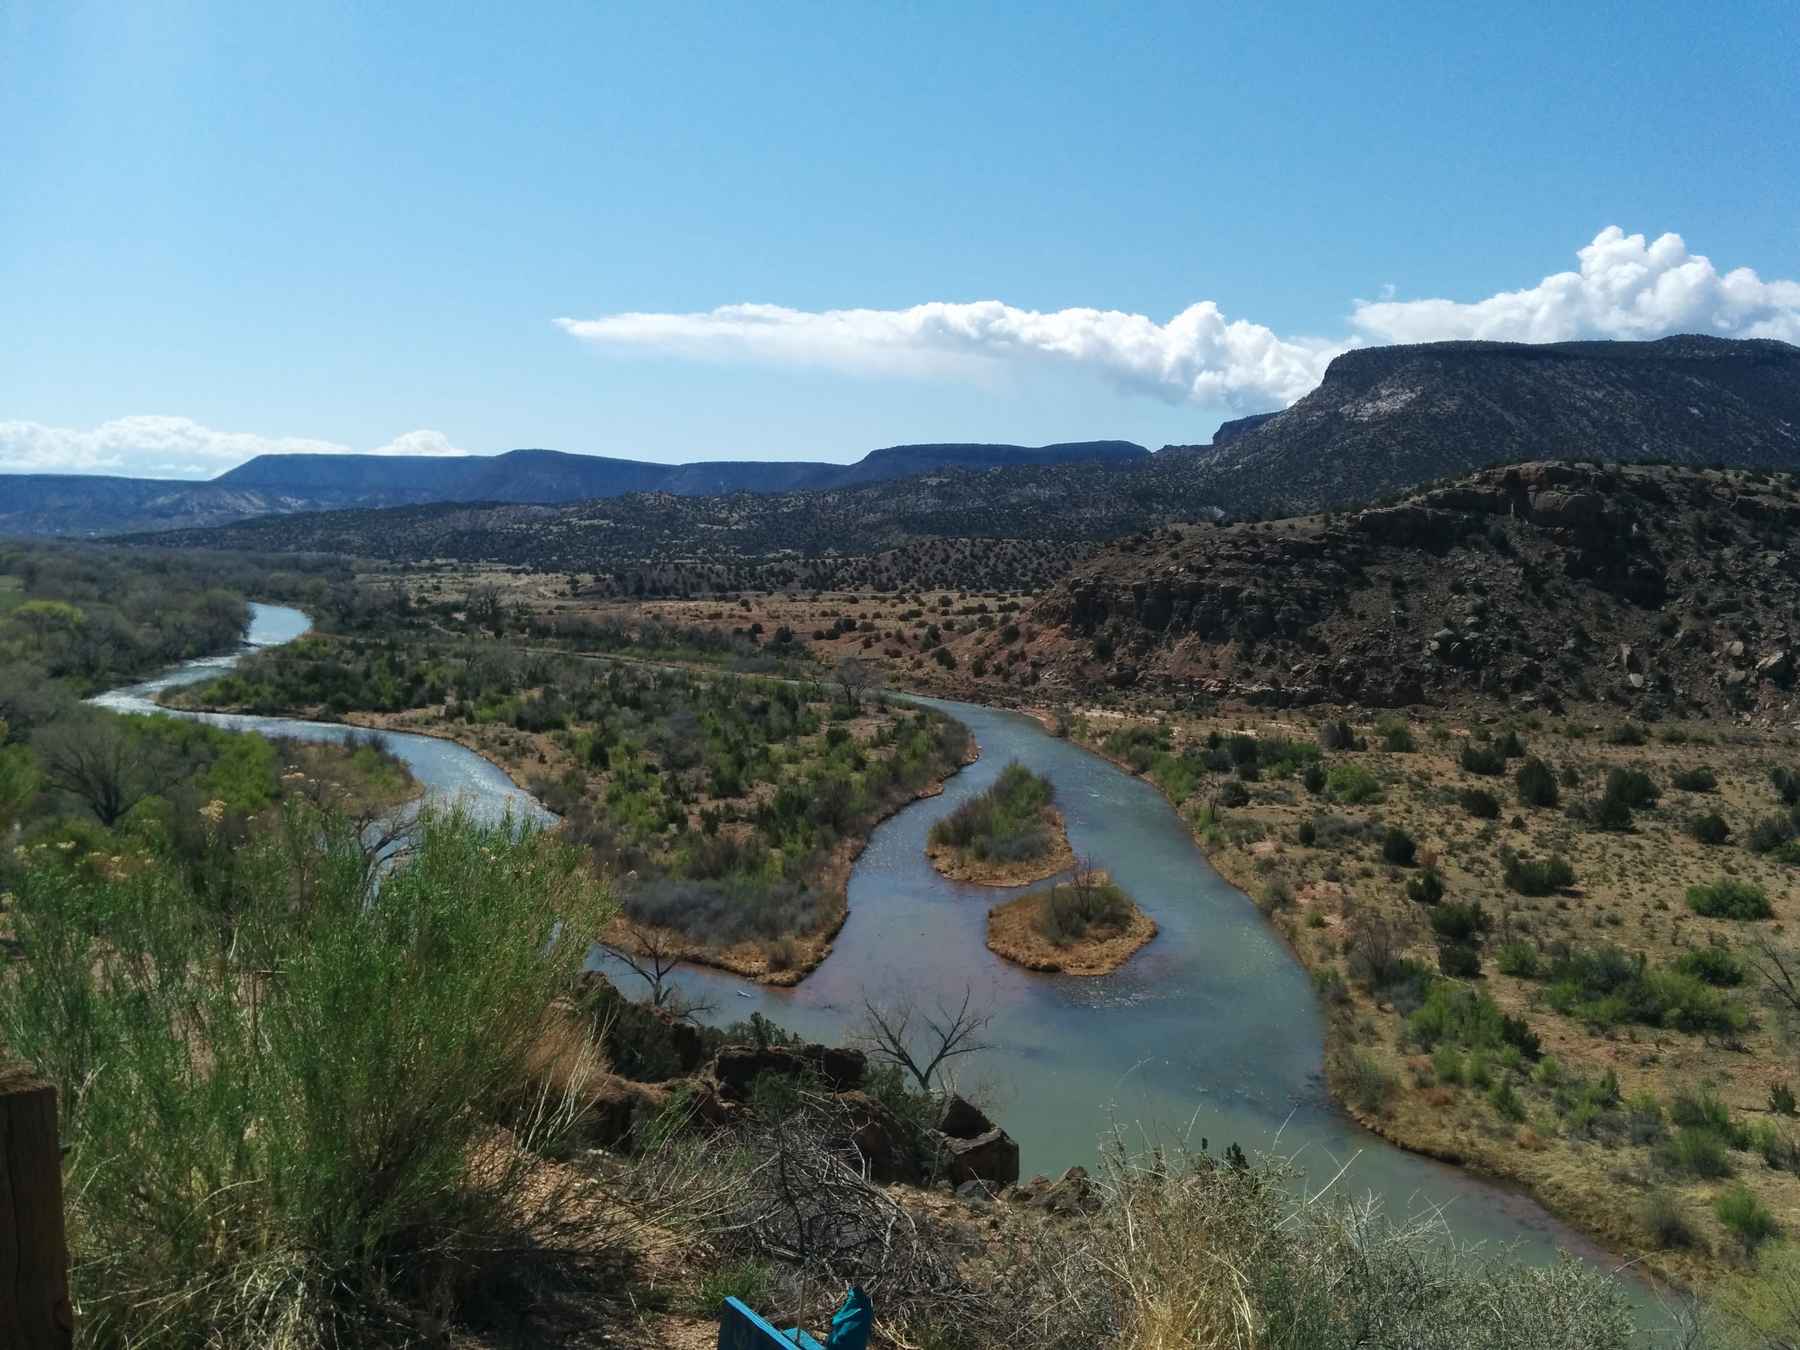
[161,628,973,985]
[986,866,1156,975]
[926,761,1074,885]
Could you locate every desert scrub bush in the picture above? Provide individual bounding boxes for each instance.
[1406,868,1445,905]
[1502,851,1575,896]
[1461,743,1507,776]
[1640,1190,1697,1249]
[1497,940,1542,978]
[1460,786,1502,819]
[1428,899,1491,945]
[1673,765,1718,792]
[1604,766,1659,809]
[1339,1050,1397,1113]
[1377,714,1416,752]
[1675,944,1746,986]
[1407,981,1539,1059]
[1381,825,1418,865]
[1691,811,1733,845]
[0,802,616,1347]
[1687,878,1774,920]
[1515,757,1560,808]
[1102,722,1170,773]
[1326,761,1382,804]
[928,760,1054,862]
[1658,1126,1734,1179]
[1716,1185,1780,1255]
[1747,813,1798,854]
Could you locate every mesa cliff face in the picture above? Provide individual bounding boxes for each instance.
[1180,336,1800,516]
[1019,460,1800,718]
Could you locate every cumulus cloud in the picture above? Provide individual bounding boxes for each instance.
[559,228,1800,411]
[1352,227,1800,345]
[0,415,470,478]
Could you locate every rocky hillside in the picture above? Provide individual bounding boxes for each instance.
[1173,335,1800,516]
[1006,460,1800,720]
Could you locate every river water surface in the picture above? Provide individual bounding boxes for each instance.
[98,603,1674,1325]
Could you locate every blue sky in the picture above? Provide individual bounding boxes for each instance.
[3,0,1797,478]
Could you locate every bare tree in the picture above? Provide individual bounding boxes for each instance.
[601,920,715,1020]
[34,712,174,827]
[859,985,992,1093]
[834,656,882,711]
[1750,936,1800,1018]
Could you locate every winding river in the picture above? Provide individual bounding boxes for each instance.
[99,603,1671,1324]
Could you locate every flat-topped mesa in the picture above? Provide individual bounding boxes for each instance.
[1192,335,1800,517]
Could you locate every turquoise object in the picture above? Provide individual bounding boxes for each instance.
[719,1287,870,1349]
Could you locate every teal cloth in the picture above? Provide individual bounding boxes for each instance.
[784,1286,871,1350]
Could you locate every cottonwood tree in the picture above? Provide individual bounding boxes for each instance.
[859,985,992,1093]
[34,712,175,827]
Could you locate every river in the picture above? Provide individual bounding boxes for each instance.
[97,602,1675,1326]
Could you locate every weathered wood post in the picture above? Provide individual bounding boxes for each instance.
[0,1064,73,1349]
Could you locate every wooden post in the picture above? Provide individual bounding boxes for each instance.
[0,1064,73,1349]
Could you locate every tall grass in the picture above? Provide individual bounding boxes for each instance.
[1,802,615,1348]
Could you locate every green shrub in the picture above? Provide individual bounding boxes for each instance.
[1488,1076,1527,1122]
[1381,826,1417,866]
[0,803,615,1346]
[1773,766,1800,806]
[1673,945,1744,986]
[1607,723,1648,746]
[1672,766,1717,792]
[1376,716,1415,753]
[1405,869,1444,905]
[1460,744,1506,776]
[1215,779,1251,809]
[1496,940,1542,978]
[1459,786,1501,819]
[1302,761,1327,794]
[1438,943,1482,978]
[1340,1050,1395,1114]
[1431,1044,1464,1085]
[1716,1184,1779,1253]
[1604,767,1658,808]
[1690,812,1732,845]
[1774,1082,1798,1117]
[1748,814,1798,854]
[1296,819,1317,846]
[1503,852,1575,896]
[1429,900,1491,944]
[1406,981,1538,1058]
[1326,762,1382,804]
[1544,946,1748,1035]
[1658,1126,1733,1179]
[1515,757,1560,808]
[1686,878,1773,920]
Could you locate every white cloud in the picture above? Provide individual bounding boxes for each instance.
[558,302,1344,410]
[0,415,470,478]
[559,228,1800,412]
[1352,227,1800,345]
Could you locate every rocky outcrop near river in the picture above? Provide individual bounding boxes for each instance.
[1018,460,1800,719]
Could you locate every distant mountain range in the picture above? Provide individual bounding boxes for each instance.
[0,440,1149,537]
[1165,334,1800,516]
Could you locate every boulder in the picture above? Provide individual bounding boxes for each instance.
[937,1127,1021,1188]
[938,1094,996,1141]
